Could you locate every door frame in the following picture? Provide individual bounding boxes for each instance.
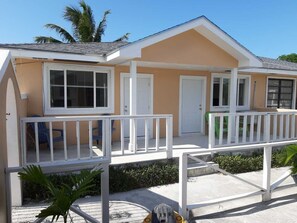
[179,75,206,136]
[120,72,154,137]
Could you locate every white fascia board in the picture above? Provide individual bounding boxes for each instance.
[0,49,12,83]
[197,22,262,68]
[9,49,106,63]
[239,68,297,76]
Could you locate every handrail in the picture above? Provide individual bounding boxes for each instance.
[21,114,173,165]
[179,139,297,220]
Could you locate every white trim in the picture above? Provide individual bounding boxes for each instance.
[179,75,206,136]
[210,73,251,111]
[265,76,296,109]
[106,16,262,67]
[240,68,297,76]
[43,63,114,115]
[0,50,12,83]
[8,49,105,63]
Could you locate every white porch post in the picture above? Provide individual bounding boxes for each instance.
[230,68,238,140]
[129,60,137,151]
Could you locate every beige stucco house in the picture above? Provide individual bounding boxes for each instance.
[2,16,297,141]
[1,15,297,221]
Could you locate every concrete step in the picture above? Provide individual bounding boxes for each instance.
[187,162,219,177]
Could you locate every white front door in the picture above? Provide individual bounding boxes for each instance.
[180,76,205,134]
[122,74,153,137]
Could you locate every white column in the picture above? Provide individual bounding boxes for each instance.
[230,68,238,113]
[129,61,137,151]
[230,68,238,141]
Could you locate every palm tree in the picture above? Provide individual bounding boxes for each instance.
[35,0,129,43]
[19,165,103,223]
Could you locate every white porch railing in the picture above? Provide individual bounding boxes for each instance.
[21,114,173,165]
[179,139,296,220]
[208,111,297,148]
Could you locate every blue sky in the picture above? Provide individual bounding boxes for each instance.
[0,0,296,58]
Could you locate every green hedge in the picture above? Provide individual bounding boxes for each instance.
[22,150,288,202]
[213,150,285,174]
[22,161,179,202]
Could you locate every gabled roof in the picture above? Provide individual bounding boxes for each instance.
[106,16,262,67]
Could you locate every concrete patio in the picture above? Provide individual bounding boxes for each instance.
[27,133,210,165]
[12,167,297,223]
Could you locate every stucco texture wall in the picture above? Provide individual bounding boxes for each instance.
[0,61,26,222]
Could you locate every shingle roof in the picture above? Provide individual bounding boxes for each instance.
[0,42,129,56]
[258,56,297,71]
[1,42,297,72]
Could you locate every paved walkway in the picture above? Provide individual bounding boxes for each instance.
[13,167,297,223]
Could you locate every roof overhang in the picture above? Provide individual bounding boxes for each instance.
[106,16,263,68]
[5,49,106,63]
[0,50,12,83]
[239,67,297,76]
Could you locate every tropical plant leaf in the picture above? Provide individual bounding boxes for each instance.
[114,33,130,42]
[94,10,111,42]
[19,165,49,186]
[34,36,62,43]
[44,24,76,43]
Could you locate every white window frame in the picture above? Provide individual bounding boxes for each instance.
[265,76,296,109]
[210,73,251,111]
[43,63,114,115]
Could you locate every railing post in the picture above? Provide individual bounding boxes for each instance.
[262,145,272,201]
[21,119,27,165]
[179,153,189,219]
[104,118,111,161]
[166,116,173,159]
[208,113,215,149]
[101,163,109,223]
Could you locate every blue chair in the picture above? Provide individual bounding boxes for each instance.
[92,119,115,144]
[29,115,64,148]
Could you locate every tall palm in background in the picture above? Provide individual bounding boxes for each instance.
[35,0,129,43]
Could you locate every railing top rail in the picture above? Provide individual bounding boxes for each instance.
[184,139,297,157]
[209,111,297,117]
[21,114,173,123]
[6,157,110,174]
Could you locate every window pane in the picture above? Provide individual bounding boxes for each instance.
[67,70,93,86]
[96,88,108,107]
[212,78,220,106]
[96,73,108,87]
[238,79,245,106]
[222,78,230,106]
[67,87,94,108]
[267,79,294,109]
[51,87,64,107]
[50,70,64,107]
[66,70,94,108]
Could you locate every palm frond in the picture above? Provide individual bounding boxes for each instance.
[34,36,62,43]
[114,33,130,42]
[44,24,76,43]
[77,0,96,42]
[94,10,111,42]
[64,4,81,40]
[18,165,49,186]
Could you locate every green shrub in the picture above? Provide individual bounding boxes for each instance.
[23,160,179,202]
[213,150,286,174]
